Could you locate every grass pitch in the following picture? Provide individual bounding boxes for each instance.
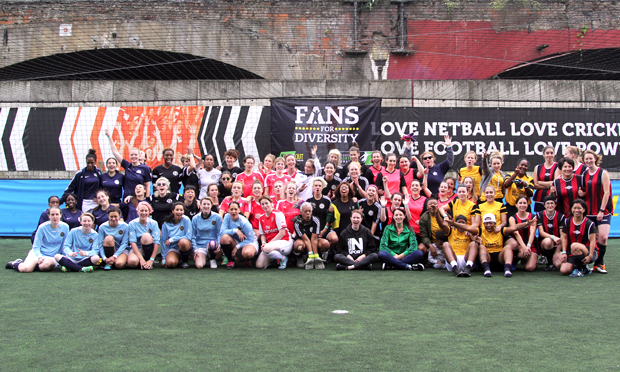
[2,238,620,371]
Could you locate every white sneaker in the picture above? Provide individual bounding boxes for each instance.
[314,260,325,270]
[296,256,305,268]
[209,259,217,269]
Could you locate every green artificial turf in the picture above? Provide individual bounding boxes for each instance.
[2,238,620,371]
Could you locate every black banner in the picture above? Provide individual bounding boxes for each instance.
[380,107,620,171]
[271,98,381,165]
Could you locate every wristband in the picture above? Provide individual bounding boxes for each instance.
[526,243,531,247]
[561,251,566,255]
[150,257,155,261]
[551,235,556,240]
[599,208,605,212]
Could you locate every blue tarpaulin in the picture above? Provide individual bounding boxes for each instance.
[1,179,619,237]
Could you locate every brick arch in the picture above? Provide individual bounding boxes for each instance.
[0,48,263,81]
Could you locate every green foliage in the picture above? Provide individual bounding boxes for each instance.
[491,0,540,11]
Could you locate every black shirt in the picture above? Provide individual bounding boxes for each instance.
[152,165,183,194]
[294,215,321,239]
[306,195,332,231]
[148,192,181,228]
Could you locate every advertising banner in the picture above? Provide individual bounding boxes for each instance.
[380,107,620,171]
[271,98,381,165]
[0,106,270,171]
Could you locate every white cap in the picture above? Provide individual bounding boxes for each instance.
[482,213,496,223]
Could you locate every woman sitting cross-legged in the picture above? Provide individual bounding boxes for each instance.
[54,213,102,273]
[378,207,425,271]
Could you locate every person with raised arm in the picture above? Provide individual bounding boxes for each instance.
[105,128,151,198]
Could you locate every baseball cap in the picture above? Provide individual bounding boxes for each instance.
[482,213,496,223]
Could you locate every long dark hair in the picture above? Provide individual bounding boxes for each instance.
[163,202,186,224]
[389,207,410,230]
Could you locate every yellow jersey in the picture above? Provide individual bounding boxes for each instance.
[478,226,506,253]
[459,166,482,197]
[446,199,476,225]
[447,227,471,256]
[473,201,507,226]
[479,172,504,202]
[504,173,534,207]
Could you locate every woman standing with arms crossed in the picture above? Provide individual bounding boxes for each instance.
[105,128,151,198]
[532,146,559,213]
[61,149,102,212]
[582,150,612,273]
[100,157,124,206]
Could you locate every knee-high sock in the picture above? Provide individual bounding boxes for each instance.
[221,244,233,261]
[142,243,154,260]
[58,257,84,272]
[103,246,115,259]
[180,249,191,263]
[572,254,585,270]
[267,250,286,261]
[595,243,607,265]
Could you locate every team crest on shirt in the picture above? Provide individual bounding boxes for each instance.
[173,171,179,176]
[149,229,152,233]
[60,232,65,237]
[211,175,217,179]
[180,226,184,231]
[547,224,553,229]
[368,210,374,216]
[319,203,325,209]
[574,230,580,236]
[331,185,337,190]
[565,185,572,190]
[166,199,172,203]
[119,230,124,234]
[89,238,94,243]
[137,170,142,174]
[212,221,216,225]
[433,171,438,176]
[115,180,120,185]
[545,172,550,177]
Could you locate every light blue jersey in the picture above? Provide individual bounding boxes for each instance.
[63,227,101,260]
[32,221,70,258]
[128,218,161,250]
[97,221,130,258]
[220,214,256,248]
[160,215,192,258]
[192,212,222,248]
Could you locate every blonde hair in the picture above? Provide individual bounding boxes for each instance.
[582,149,602,166]
[464,151,477,161]
[154,177,170,197]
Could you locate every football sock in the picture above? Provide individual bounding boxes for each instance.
[268,251,286,261]
[221,244,233,261]
[466,260,474,268]
[482,262,490,272]
[180,250,190,263]
[103,245,115,259]
[58,257,84,272]
[12,262,20,271]
[504,263,512,272]
[142,243,154,261]
[595,243,607,265]
[450,260,457,268]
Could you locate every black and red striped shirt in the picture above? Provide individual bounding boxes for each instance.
[562,217,595,250]
[533,162,558,203]
[536,210,565,238]
[512,212,534,243]
[583,167,613,216]
[554,175,583,217]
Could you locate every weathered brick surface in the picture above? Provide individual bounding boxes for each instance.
[0,1,618,79]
